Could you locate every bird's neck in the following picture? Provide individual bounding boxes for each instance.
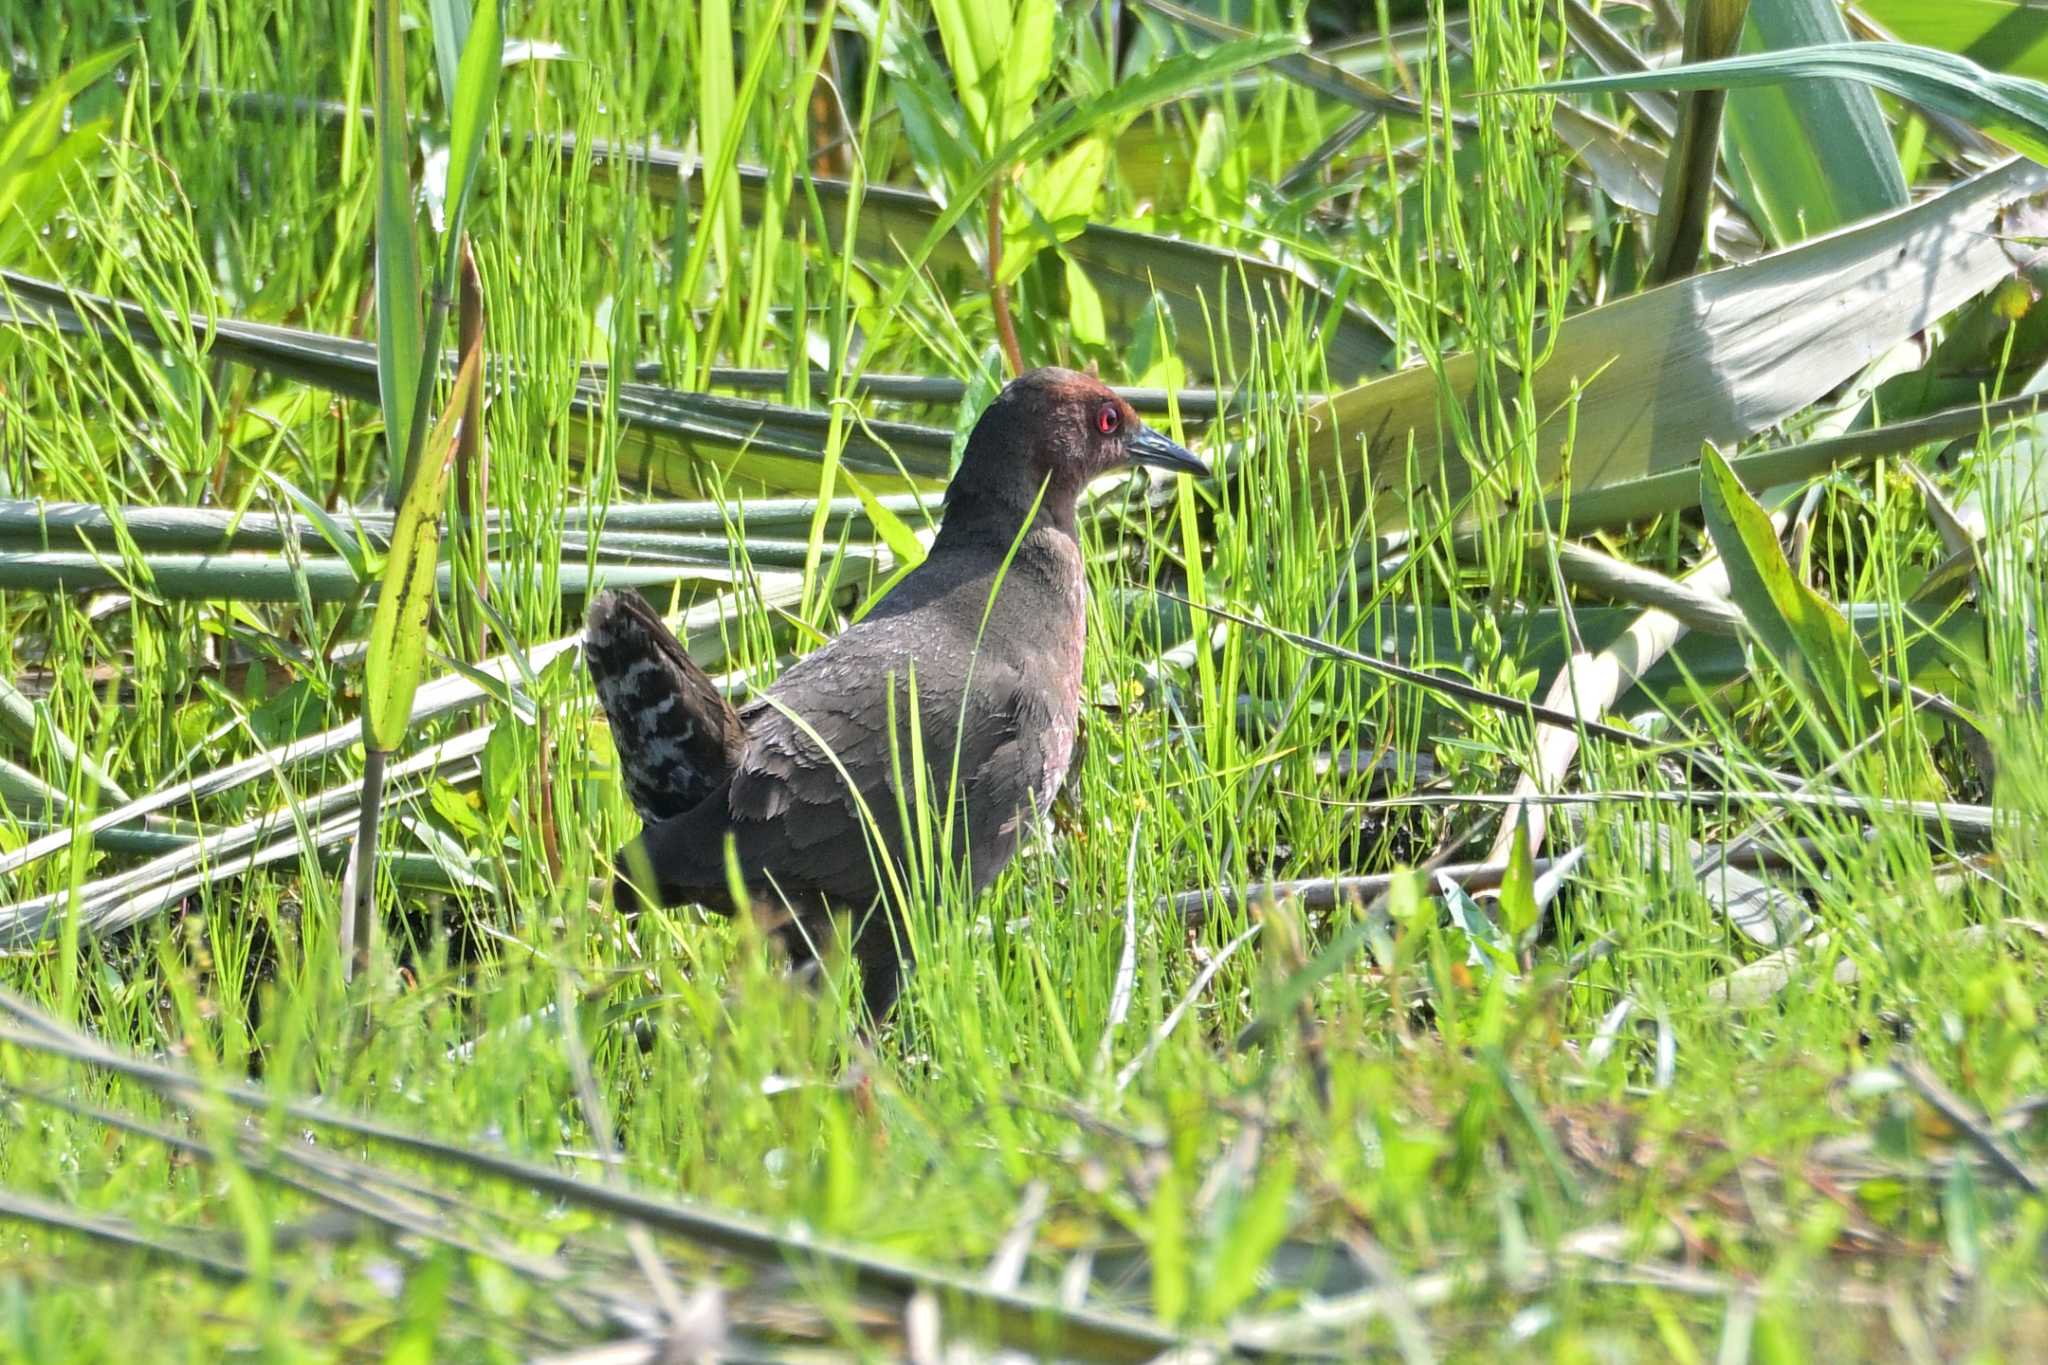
[931,483,1081,560]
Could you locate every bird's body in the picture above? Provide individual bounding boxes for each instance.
[587,368,1204,1015]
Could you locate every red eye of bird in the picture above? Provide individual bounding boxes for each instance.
[1095,402,1121,436]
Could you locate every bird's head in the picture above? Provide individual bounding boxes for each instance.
[945,367,1208,527]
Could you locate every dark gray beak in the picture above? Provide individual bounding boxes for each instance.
[1126,425,1209,478]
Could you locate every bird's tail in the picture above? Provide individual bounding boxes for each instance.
[584,589,743,824]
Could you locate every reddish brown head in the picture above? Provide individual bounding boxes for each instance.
[943,367,1207,531]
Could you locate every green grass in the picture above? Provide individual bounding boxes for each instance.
[0,0,2045,1358]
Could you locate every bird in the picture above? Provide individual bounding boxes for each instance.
[585,367,1207,1017]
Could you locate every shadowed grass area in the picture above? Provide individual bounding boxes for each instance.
[0,0,2044,1357]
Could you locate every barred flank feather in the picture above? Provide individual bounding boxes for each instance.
[584,589,741,824]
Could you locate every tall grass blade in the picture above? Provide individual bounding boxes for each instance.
[371,0,425,500]
[1532,40,2048,164]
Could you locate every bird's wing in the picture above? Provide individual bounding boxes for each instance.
[956,684,1061,884]
[585,589,743,823]
[718,625,1035,901]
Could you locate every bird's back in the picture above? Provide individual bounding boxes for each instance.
[627,527,1087,912]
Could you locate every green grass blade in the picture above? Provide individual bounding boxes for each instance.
[1527,40,2048,163]
[1547,390,2048,529]
[440,0,502,247]
[372,0,426,499]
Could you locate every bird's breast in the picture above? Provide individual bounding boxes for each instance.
[1029,541,1089,806]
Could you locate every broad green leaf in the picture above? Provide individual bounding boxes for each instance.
[1065,254,1107,347]
[997,0,1057,149]
[1721,0,1909,246]
[480,719,522,822]
[1306,158,2048,526]
[929,0,1002,139]
[696,0,740,275]
[1698,443,1884,740]
[1498,811,1539,942]
[893,63,983,202]
[1862,0,2048,83]
[364,342,483,753]
[839,469,927,570]
[1015,135,1106,233]
[1530,40,2048,165]
[0,46,125,264]
[385,1249,455,1365]
[373,0,426,501]
[0,121,111,265]
[1202,1149,1297,1319]
[0,44,121,213]
[1001,136,1107,285]
[932,0,1052,151]
[0,46,124,180]
[427,0,471,104]
[864,0,982,197]
[1187,107,1242,222]
[1442,877,1515,975]
[441,0,502,248]
[427,781,487,839]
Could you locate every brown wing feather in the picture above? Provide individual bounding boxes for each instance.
[623,614,1043,909]
[611,535,1081,970]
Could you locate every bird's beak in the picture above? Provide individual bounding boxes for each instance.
[1126,425,1209,478]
